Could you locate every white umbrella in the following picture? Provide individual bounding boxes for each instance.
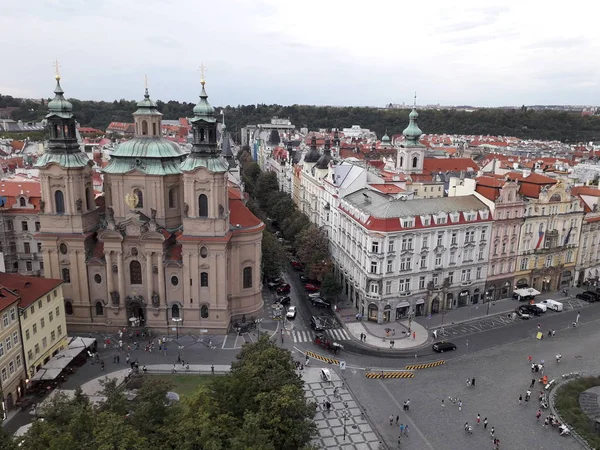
[14,423,33,437]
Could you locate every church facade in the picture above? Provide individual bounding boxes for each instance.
[35,74,264,334]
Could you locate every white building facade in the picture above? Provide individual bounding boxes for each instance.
[334,189,492,323]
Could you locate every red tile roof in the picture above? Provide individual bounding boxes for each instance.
[423,158,478,174]
[475,176,507,201]
[0,273,62,308]
[571,186,600,197]
[505,172,556,198]
[0,286,20,311]
[369,184,405,194]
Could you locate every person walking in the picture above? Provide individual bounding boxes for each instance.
[441,399,445,407]
[100,360,105,371]
[471,377,476,387]
[536,409,542,421]
[490,426,495,438]
[403,424,409,436]
[458,400,462,412]
[399,423,404,435]
[412,331,416,341]
[483,417,488,429]
[406,399,410,411]
[548,330,552,338]
[389,414,394,426]
[528,355,533,364]
[544,417,549,428]
[519,394,522,404]
[477,414,481,425]
[526,389,531,402]
[396,415,399,425]
[466,378,471,387]
[530,378,536,389]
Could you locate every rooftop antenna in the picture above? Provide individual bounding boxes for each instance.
[199,62,206,86]
[414,91,417,108]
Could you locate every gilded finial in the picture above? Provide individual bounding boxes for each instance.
[199,63,206,86]
[53,59,61,81]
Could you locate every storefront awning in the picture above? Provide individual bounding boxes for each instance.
[514,288,541,297]
[416,299,425,305]
[43,355,73,370]
[31,368,63,381]
[68,336,96,349]
[396,301,410,308]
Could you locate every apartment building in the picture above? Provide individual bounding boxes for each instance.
[0,274,67,379]
[512,174,583,292]
[334,188,492,323]
[0,287,26,417]
[572,187,600,286]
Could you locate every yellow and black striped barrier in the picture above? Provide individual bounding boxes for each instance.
[366,371,414,379]
[405,360,445,370]
[305,350,339,365]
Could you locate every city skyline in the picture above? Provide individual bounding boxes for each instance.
[1,0,599,107]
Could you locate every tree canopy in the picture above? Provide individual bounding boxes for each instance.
[15,338,317,450]
[3,92,600,142]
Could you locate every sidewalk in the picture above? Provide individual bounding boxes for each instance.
[415,287,587,329]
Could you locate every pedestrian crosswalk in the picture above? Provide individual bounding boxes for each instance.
[291,328,350,343]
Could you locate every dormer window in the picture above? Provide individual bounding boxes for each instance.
[402,218,414,228]
[480,210,489,220]
[435,215,447,225]
[19,197,26,207]
[450,212,460,223]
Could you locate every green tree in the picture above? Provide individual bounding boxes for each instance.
[296,226,329,269]
[281,212,310,243]
[320,271,342,300]
[254,172,280,209]
[261,230,286,280]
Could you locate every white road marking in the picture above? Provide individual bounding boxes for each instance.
[221,335,229,349]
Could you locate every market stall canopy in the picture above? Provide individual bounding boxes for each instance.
[68,336,96,349]
[42,355,73,370]
[514,288,541,297]
[31,368,62,381]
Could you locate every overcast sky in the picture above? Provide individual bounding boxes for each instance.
[2,0,598,107]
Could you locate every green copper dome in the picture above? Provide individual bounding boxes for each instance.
[382,132,390,143]
[133,88,162,116]
[46,77,73,119]
[402,108,422,146]
[104,138,186,175]
[191,83,216,122]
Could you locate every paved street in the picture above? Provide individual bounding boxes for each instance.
[341,314,600,450]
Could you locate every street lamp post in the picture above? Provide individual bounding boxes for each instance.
[172,317,182,339]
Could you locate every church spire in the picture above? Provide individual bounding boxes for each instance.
[44,67,80,155]
[189,76,219,156]
[402,94,423,147]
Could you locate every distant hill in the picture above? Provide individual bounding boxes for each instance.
[2,94,600,143]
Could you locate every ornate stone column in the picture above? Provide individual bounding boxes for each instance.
[116,251,125,304]
[146,251,153,304]
[105,251,114,299]
[157,252,165,305]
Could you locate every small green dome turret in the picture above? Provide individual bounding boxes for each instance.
[192,81,216,120]
[402,108,422,146]
[46,75,73,119]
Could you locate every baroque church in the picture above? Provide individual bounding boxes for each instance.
[35,73,265,334]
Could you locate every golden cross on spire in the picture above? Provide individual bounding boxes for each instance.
[199,63,206,86]
[53,58,61,81]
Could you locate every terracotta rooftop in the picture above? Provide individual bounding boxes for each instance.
[0,273,62,308]
[0,286,20,311]
[423,157,478,174]
[571,186,600,197]
[369,184,405,194]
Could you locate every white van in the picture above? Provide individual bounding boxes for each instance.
[540,299,563,312]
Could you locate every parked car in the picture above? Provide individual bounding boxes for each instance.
[291,260,304,271]
[515,307,530,320]
[539,299,563,312]
[308,291,323,299]
[286,306,297,319]
[275,296,291,306]
[534,303,547,312]
[304,283,320,292]
[299,275,309,283]
[276,284,291,295]
[432,341,457,353]
[267,277,284,289]
[520,304,543,316]
[576,292,598,303]
[311,297,331,308]
[310,316,325,331]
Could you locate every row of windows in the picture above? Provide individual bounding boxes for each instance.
[4,220,41,232]
[520,253,573,271]
[371,249,486,274]
[1,241,43,255]
[372,268,485,295]
[0,354,22,383]
[22,294,59,321]
[54,187,94,214]
[0,331,20,358]
[24,306,61,341]
[1,307,16,329]
[26,326,63,362]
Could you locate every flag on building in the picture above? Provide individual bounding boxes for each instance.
[563,227,573,246]
[536,230,545,249]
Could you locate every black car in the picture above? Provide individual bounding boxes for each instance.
[520,304,543,316]
[577,292,598,303]
[515,307,530,320]
[310,316,325,331]
[274,296,291,306]
[311,297,331,308]
[432,341,457,353]
[267,278,284,289]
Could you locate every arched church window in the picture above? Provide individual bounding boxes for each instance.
[19,197,26,207]
[133,189,143,208]
[85,187,91,211]
[243,267,253,289]
[200,305,209,319]
[399,156,404,167]
[130,261,142,285]
[95,302,104,316]
[168,188,177,209]
[198,194,208,217]
[171,304,180,319]
[62,268,70,283]
[55,190,65,214]
[142,120,148,135]
[64,301,73,315]
[152,122,157,136]
[412,156,419,169]
[200,272,208,287]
